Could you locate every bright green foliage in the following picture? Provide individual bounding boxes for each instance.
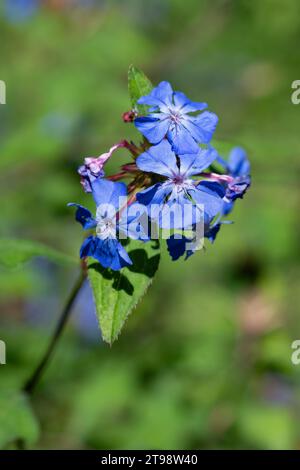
[1,0,300,451]
[128,65,153,115]
[88,240,160,344]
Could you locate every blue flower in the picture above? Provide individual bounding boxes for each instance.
[167,235,194,261]
[134,81,218,154]
[218,147,251,215]
[166,218,230,261]
[69,179,133,271]
[135,140,223,229]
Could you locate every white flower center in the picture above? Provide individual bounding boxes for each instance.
[166,178,195,200]
[169,108,182,124]
[96,218,116,240]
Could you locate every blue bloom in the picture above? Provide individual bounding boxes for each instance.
[226,146,250,177]
[218,147,251,215]
[167,235,193,261]
[166,218,230,261]
[134,81,218,155]
[69,179,133,271]
[136,140,223,229]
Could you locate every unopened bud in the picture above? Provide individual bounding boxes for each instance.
[122,110,137,122]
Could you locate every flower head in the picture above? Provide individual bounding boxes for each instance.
[135,140,223,229]
[166,217,231,261]
[70,71,251,270]
[134,81,218,154]
[69,179,133,271]
[217,147,251,215]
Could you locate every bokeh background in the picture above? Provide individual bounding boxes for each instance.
[1,0,300,450]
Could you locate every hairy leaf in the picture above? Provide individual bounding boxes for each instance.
[88,239,160,344]
[128,64,153,115]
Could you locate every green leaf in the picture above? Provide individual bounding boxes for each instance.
[0,238,77,269]
[128,64,153,115]
[88,239,160,344]
[0,390,39,449]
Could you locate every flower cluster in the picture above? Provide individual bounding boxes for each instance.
[69,80,251,270]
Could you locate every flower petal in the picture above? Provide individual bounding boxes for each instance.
[228,147,250,176]
[173,91,207,113]
[183,111,218,144]
[136,140,178,177]
[222,200,234,215]
[134,116,170,144]
[91,179,127,209]
[111,242,133,270]
[80,235,96,258]
[167,235,190,261]
[179,146,218,176]
[68,203,96,229]
[158,192,203,229]
[92,238,132,271]
[167,125,200,154]
[137,81,173,109]
[136,183,171,219]
[193,182,224,219]
[119,202,150,241]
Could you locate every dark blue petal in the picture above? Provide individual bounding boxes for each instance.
[80,235,96,258]
[68,203,96,229]
[111,242,133,270]
[205,223,221,243]
[167,235,189,261]
[198,180,226,198]
[136,183,170,207]
[167,234,196,260]
[92,238,132,271]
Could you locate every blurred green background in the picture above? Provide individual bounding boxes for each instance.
[1,0,300,450]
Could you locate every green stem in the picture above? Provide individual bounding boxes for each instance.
[23,270,86,395]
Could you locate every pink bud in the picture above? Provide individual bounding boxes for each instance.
[84,141,128,176]
[122,110,137,122]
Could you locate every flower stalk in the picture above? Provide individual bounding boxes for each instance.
[23,269,86,395]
